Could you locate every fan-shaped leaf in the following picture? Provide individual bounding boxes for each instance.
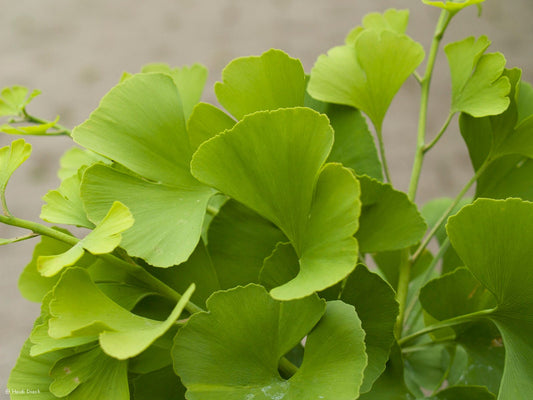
[422,0,485,13]
[0,138,31,196]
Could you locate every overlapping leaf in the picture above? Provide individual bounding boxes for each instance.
[46,267,194,359]
[57,147,111,181]
[192,108,361,299]
[0,85,40,117]
[308,9,425,130]
[0,138,31,197]
[173,285,367,400]
[73,73,215,267]
[37,201,133,277]
[357,175,427,253]
[446,198,533,399]
[446,36,510,117]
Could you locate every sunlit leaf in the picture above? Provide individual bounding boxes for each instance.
[57,147,111,181]
[357,175,427,253]
[37,201,133,277]
[340,264,399,393]
[73,73,215,267]
[447,198,533,399]
[192,108,360,299]
[345,8,410,44]
[1,116,60,136]
[0,85,40,117]
[446,36,510,117]
[215,49,306,119]
[173,285,367,400]
[422,0,486,13]
[308,11,424,130]
[49,346,129,399]
[47,267,194,359]
[141,63,208,120]
[41,168,95,228]
[187,102,235,151]
[0,138,32,196]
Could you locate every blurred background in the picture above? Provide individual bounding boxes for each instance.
[1,0,532,392]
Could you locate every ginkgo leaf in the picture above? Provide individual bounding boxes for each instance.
[445,36,510,117]
[187,102,235,151]
[447,198,533,399]
[41,168,95,228]
[340,264,399,393]
[49,346,129,399]
[37,201,133,277]
[173,285,367,400]
[1,116,60,135]
[47,267,194,360]
[140,63,208,120]
[357,175,427,253]
[345,8,409,44]
[0,85,40,117]
[73,73,215,267]
[215,49,306,119]
[132,366,186,400]
[192,108,361,299]
[57,147,111,181]
[422,0,485,13]
[428,385,496,400]
[308,14,424,131]
[0,138,31,196]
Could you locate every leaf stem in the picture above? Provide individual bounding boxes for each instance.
[394,249,411,337]
[411,160,489,264]
[407,10,452,201]
[22,109,71,136]
[1,191,12,217]
[423,112,456,154]
[376,126,392,183]
[398,308,494,347]
[0,214,204,314]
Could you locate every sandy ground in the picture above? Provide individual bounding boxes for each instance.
[1,0,532,392]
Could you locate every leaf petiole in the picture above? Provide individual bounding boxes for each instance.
[22,108,71,136]
[423,112,456,154]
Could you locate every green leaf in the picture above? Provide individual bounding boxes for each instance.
[475,156,533,201]
[446,36,510,117]
[141,63,208,120]
[81,164,214,267]
[517,81,533,124]
[345,8,410,44]
[0,138,32,195]
[49,346,129,399]
[359,343,414,400]
[422,0,486,13]
[0,85,39,117]
[447,198,533,399]
[37,201,133,277]
[145,240,221,308]
[187,102,236,152]
[192,108,360,299]
[41,168,95,228]
[215,49,306,119]
[173,285,367,400]
[428,385,496,400]
[132,366,186,400]
[47,267,194,359]
[208,199,286,289]
[304,96,383,180]
[57,147,111,181]
[73,73,215,267]
[18,231,95,302]
[308,14,424,130]
[340,264,399,393]
[1,116,60,136]
[7,337,72,399]
[357,175,427,253]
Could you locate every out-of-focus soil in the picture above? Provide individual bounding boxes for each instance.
[1,0,532,391]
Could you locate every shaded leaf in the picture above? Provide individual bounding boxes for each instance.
[215,49,306,119]
[187,102,235,151]
[447,198,533,399]
[428,385,496,400]
[192,108,360,299]
[357,175,427,253]
[132,366,186,400]
[340,264,399,393]
[173,285,367,400]
[57,147,111,181]
[47,267,194,359]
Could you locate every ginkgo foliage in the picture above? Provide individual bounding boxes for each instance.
[2,1,533,399]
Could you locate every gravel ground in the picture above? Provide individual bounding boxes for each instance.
[1,0,532,392]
